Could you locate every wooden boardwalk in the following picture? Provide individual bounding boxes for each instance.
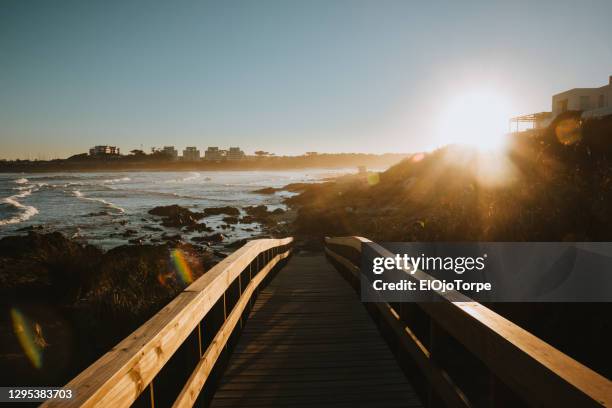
[210,251,423,408]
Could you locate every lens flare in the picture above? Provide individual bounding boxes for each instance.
[10,308,45,369]
[555,118,582,146]
[170,249,194,284]
[367,173,380,186]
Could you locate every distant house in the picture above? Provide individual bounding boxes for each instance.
[89,145,120,156]
[182,146,200,161]
[162,146,178,160]
[204,146,223,161]
[227,147,245,161]
[553,75,612,118]
[510,75,612,132]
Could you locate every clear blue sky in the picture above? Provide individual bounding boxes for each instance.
[1,0,611,159]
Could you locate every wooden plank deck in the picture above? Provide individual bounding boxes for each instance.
[210,252,423,408]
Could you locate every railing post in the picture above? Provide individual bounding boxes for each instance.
[149,379,155,408]
[238,273,243,328]
[197,322,203,358]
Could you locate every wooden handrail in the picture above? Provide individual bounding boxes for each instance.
[325,236,612,408]
[43,237,293,408]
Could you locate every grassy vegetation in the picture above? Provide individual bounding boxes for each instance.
[0,233,215,386]
[290,112,612,242]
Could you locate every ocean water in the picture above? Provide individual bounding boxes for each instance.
[0,170,347,249]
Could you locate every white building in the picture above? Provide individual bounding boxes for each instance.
[510,75,612,132]
[162,146,178,160]
[89,145,120,156]
[227,147,245,161]
[182,146,200,161]
[552,75,612,118]
[204,146,223,161]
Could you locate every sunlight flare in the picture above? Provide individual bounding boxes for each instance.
[437,90,511,152]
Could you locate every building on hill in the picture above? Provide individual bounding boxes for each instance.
[227,147,245,161]
[553,75,612,119]
[89,145,120,156]
[182,146,200,161]
[204,146,223,161]
[162,146,178,160]
[510,75,612,133]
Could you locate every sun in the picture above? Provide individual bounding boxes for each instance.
[437,89,511,152]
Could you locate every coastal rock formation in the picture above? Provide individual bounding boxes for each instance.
[191,233,225,244]
[222,216,239,224]
[252,187,277,194]
[202,206,240,216]
[183,223,213,233]
[148,204,204,228]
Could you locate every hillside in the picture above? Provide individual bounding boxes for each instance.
[290,111,612,242]
[286,112,612,377]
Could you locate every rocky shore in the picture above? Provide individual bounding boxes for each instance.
[0,198,296,386]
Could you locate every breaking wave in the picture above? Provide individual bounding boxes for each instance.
[163,172,201,183]
[0,187,39,226]
[103,177,131,184]
[72,190,125,214]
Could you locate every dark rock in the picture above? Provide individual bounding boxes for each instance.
[202,206,240,216]
[192,233,225,244]
[244,205,269,217]
[87,211,111,217]
[243,205,276,225]
[16,225,45,232]
[149,204,204,228]
[272,208,286,215]
[252,187,277,194]
[122,229,137,237]
[183,223,213,233]
[239,215,255,224]
[143,225,163,232]
[161,233,182,243]
[148,204,202,219]
[128,237,145,245]
[222,216,239,224]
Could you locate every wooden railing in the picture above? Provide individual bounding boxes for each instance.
[43,238,293,408]
[325,236,611,408]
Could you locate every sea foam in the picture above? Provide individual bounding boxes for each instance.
[72,190,126,213]
[0,187,39,225]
